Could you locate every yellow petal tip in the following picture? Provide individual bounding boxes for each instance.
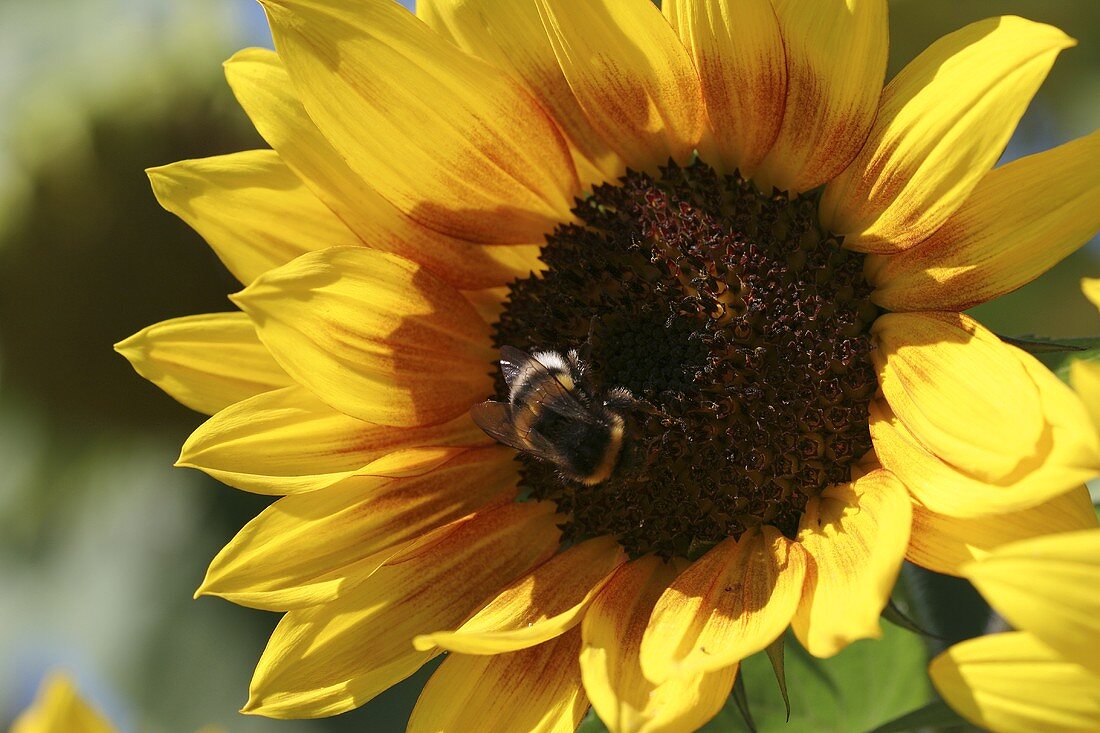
[113,334,139,358]
[223,47,261,68]
[255,0,294,17]
[226,289,262,319]
[173,452,196,469]
[228,282,267,312]
[637,649,677,685]
[411,634,438,652]
[957,558,982,580]
[144,164,176,189]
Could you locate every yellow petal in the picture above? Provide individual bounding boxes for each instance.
[114,312,292,415]
[964,529,1100,674]
[417,0,622,186]
[260,0,578,244]
[872,311,1045,482]
[640,526,807,680]
[1015,345,1100,472]
[753,0,887,193]
[581,556,737,733]
[11,673,116,733]
[462,286,512,327]
[415,536,626,654]
[1071,358,1100,436]
[409,629,588,733]
[1082,277,1100,310]
[822,17,1075,252]
[197,448,516,610]
[661,0,680,27]
[869,131,1100,311]
[223,47,541,289]
[244,501,561,718]
[533,0,705,170]
[232,247,494,428]
[930,632,1100,733]
[147,150,359,285]
[792,469,910,658]
[177,385,486,494]
[871,363,1100,518]
[665,0,786,177]
[907,485,1097,577]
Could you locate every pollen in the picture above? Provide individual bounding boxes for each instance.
[493,160,879,559]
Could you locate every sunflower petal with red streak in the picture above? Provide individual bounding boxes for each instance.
[243,501,561,718]
[197,448,517,610]
[415,536,627,654]
[792,469,911,658]
[408,629,588,733]
[177,386,487,494]
[259,0,579,244]
[822,17,1074,252]
[581,556,738,733]
[868,131,1100,311]
[417,0,623,187]
[665,0,787,178]
[533,0,706,170]
[223,47,543,289]
[232,247,495,428]
[753,0,888,194]
[639,526,807,680]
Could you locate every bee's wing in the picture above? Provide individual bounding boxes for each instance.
[498,346,529,388]
[469,400,564,464]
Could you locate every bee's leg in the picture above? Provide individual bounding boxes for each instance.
[564,349,596,402]
[603,386,636,412]
[566,348,582,372]
[576,314,599,362]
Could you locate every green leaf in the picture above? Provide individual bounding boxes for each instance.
[731,669,758,733]
[1031,337,1100,382]
[864,698,970,733]
[881,599,942,640]
[998,335,1088,355]
[576,708,607,733]
[701,621,933,733]
[764,636,790,721]
[579,622,931,733]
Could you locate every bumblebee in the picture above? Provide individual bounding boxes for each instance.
[471,346,634,485]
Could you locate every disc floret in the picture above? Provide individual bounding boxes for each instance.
[494,160,878,559]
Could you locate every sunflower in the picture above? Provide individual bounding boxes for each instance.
[929,528,1100,733]
[118,0,1100,729]
[928,276,1100,733]
[12,673,115,733]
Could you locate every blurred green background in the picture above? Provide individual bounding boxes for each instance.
[0,1,1095,731]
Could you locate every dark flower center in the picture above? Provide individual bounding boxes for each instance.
[493,160,878,559]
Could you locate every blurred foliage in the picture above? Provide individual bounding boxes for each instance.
[0,0,1096,731]
[0,0,425,730]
